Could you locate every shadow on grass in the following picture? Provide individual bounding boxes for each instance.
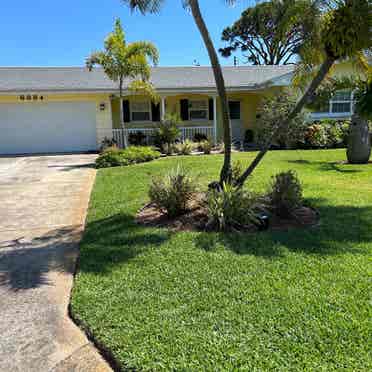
[78,199,372,275]
[79,214,173,274]
[195,200,371,257]
[287,159,362,173]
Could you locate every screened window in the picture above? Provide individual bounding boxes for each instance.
[131,101,151,121]
[330,90,353,114]
[189,100,208,120]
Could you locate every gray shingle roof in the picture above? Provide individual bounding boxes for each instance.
[0,65,294,93]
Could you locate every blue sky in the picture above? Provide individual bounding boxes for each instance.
[1,0,255,67]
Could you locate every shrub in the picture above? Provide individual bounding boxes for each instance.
[154,113,181,151]
[193,132,208,142]
[174,140,195,155]
[100,137,118,152]
[268,170,303,218]
[95,146,160,169]
[244,129,254,143]
[149,166,196,217]
[161,143,177,156]
[305,124,329,148]
[199,140,212,154]
[206,183,263,231]
[256,90,309,149]
[95,150,128,168]
[303,120,350,149]
[128,131,146,146]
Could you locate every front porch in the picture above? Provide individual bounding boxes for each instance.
[109,90,261,148]
[111,93,218,146]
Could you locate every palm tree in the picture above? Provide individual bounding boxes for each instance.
[121,0,235,183]
[122,1,371,187]
[235,0,372,187]
[86,18,159,146]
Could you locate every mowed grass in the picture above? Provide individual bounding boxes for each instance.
[71,150,372,371]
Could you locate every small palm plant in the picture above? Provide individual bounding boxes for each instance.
[86,18,159,146]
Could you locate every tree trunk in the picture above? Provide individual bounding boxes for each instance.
[347,114,371,164]
[189,0,232,183]
[119,77,128,148]
[235,56,336,188]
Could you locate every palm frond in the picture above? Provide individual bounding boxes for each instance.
[126,41,159,65]
[128,80,159,102]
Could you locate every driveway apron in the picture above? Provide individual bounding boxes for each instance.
[0,155,111,372]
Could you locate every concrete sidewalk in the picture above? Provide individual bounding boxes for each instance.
[0,155,111,372]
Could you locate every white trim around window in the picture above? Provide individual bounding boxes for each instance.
[130,100,152,122]
[311,89,354,120]
[189,99,208,121]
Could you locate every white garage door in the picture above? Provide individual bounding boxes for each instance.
[0,102,98,154]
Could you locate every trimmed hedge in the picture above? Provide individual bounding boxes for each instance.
[96,146,161,169]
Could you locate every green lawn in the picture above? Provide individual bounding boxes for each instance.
[71,149,372,371]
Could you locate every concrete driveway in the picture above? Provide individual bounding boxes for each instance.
[0,155,111,372]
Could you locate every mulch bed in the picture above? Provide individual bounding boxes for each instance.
[136,194,319,232]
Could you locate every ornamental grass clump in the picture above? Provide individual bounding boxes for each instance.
[268,170,303,218]
[174,140,195,155]
[206,183,263,232]
[199,140,212,154]
[149,165,196,218]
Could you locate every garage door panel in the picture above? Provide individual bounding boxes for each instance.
[0,102,98,154]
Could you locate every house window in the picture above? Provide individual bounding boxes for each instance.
[189,100,208,120]
[131,101,151,121]
[330,90,353,114]
[229,101,241,120]
[311,89,354,119]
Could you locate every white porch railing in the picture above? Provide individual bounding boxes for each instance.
[112,126,215,148]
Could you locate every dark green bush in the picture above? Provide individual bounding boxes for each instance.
[153,114,181,152]
[128,131,146,146]
[149,166,196,218]
[193,132,208,142]
[268,170,303,218]
[95,146,160,169]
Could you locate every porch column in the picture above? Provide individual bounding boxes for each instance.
[213,95,217,144]
[161,96,166,121]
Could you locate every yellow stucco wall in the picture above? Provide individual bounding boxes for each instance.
[0,93,113,147]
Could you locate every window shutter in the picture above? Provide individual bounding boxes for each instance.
[180,99,189,121]
[208,98,214,120]
[122,100,130,123]
[151,102,161,122]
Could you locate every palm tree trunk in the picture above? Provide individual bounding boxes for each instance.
[189,0,232,184]
[235,56,336,188]
[119,77,128,148]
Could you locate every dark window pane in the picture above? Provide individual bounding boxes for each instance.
[332,102,351,113]
[190,110,208,120]
[132,111,150,121]
[229,101,241,119]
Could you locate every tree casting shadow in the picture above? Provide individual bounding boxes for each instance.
[0,226,81,291]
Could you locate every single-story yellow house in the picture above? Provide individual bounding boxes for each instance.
[0,63,359,154]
